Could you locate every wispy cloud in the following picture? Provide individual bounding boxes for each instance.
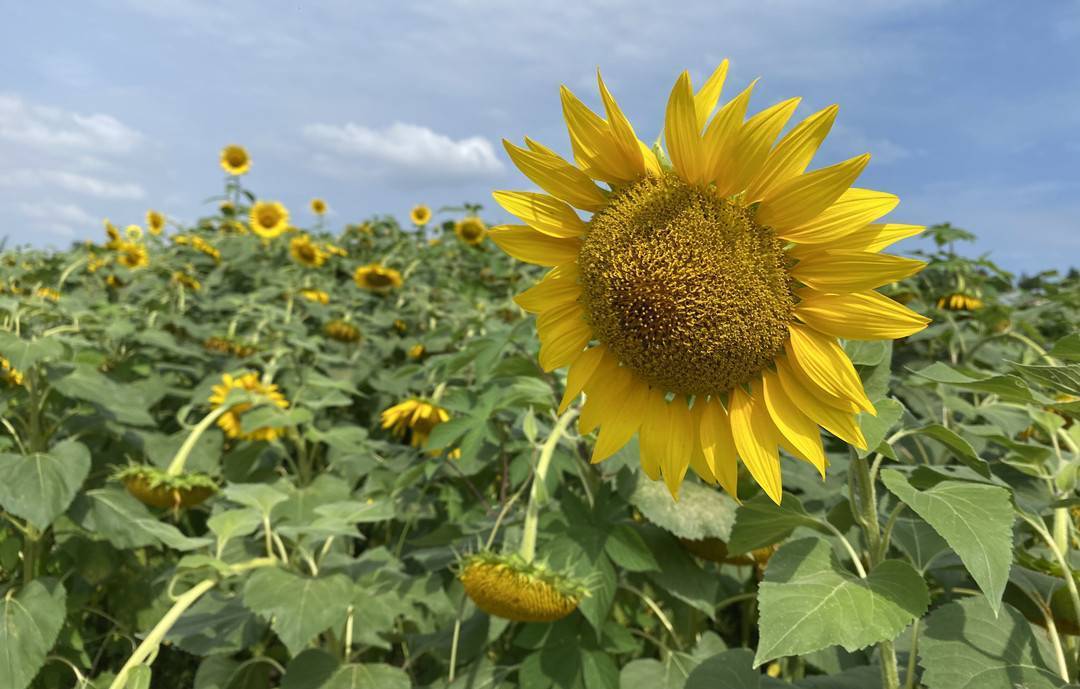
[0,94,142,154]
[0,169,145,199]
[16,201,98,238]
[302,122,504,181]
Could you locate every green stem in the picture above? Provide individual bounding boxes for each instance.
[107,578,216,689]
[518,409,577,563]
[166,406,230,476]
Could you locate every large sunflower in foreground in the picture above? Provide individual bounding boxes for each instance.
[490,63,929,503]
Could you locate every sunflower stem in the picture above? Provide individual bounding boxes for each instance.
[519,408,577,563]
[166,406,230,476]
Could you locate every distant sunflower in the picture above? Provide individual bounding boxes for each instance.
[380,398,450,450]
[455,217,487,245]
[35,287,60,302]
[172,271,201,291]
[324,319,361,343]
[299,288,330,304]
[208,372,289,441]
[1,356,24,387]
[310,198,328,215]
[491,63,929,502]
[408,343,426,359]
[125,225,144,241]
[354,263,403,292]
[190,237,221,263]
[289,234,328,268]
[323,242,347,257]
[220,144,251,176]
[116,241,149,270]
[146,210,166,235]
[459,552,586,622]
[250,201,290,239]
[410,204,432,226]
[104,220,122,248]
[937,293,982,311]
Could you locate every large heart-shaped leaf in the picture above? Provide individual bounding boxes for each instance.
[0,579,66,689]
[242,568,353,657]
[0,440,90,530]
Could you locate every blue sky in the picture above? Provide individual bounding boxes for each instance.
[1,1,1077,274]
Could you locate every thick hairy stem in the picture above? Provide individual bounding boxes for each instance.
[166,406,230,476]
[518,409,577,563]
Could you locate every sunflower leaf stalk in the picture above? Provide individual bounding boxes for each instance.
[166,405,231,476]
[519,408,578,563]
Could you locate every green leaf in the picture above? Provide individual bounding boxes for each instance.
[1010,361,1080,397]
[1050,333,1080,362]
[242,568,352,657]
[223,482,289,517]
[857,398,904,458]
[70,487,211,551]
[323,664,411,689]
[52,366,156,426]
[755,538,928,665]
[919,596,1067,689]
[911,362,1037,403]
[685,649,787,689]
[0,440,90,529]
[727,493,823,555]
[0,579,66,689]
[167,591,264,656]
[889,516,950,573]
[0,331,64,371]
[911,424,988,476]
[206,508,262,549]
[882,469,1013,613]
[281,649,339,689]
[630,478,737,541]
[126,665,152,689]
[604,524,660,572]
[619,659,689,689]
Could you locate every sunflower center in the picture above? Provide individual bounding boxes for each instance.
[578,173,794,397]
[365,271,394,287]
[226,149,247,166]
[258,208,280,227]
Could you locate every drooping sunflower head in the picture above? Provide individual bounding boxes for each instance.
[491,63,930,503]
[455,217,487,245]
[208,372,290,442]
[35,287,60,302]
[324,319,361,343]
[103,219,121,248]
[117,466,217,510]
[937,293,983,311]
[172,271,201,291]
[410,204,432,226]
[299,288,330,305]
[1,356,24,387]
[250,201,290,239]
[220,144,251,176]
[459,552,587,623]
[190,236,221,262]
[289,234,328,268]
[115,241,149,270]
[354,263,403,293]
[310,198,328,215]
[380,398,450,450]
[146,210,166,235]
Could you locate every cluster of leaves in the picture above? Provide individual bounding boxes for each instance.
[1,176,1079,689]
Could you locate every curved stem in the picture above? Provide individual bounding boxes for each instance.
[518,409,577,563]
[166,406,230,476]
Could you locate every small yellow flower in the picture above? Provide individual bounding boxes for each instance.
[250,201,290,239]
[310,198,328,215]
[299,288,330,304]
[208,372,290,441]
[380,398,451,450]
[937,293,983,311]
[408,343,425,359]
[455,217,487,245]
[106,275,123,289]
[172,234,191,246]
[323,242,347,257]
[87,255,110,273]
[220,144,251,176]
[354,263,403,292]
[459,553,585,623]
[393,319,408,334]
[34,287,60,302]
[146,210,166,235]
[289,234,328,268]
[1,356,24,387]
[324,319,361,343]
[124,225,144,241]
[172,271,201,291]
[410,204,432,226]
[190,236,221,262]
[104,219,122,249]
[116,241,149,270]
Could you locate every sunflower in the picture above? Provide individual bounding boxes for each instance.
[249,201,289,239]
[220,200,236,216]
[299,288,330,304]
[289,234,328,268]
[35,287,60,302]
[410,204,432,226]
[1,356,24,387]
[407,343,426,359]
[393,319,408,334]
[323,242,347,257]
[380,398,451,450]
[208,372,289,441]
[324,319,361,343]
[87,255,110,273]
[310,198,328,215]
[103,220,122,249]
[115,241,149,270]
[146,210,166,235]
[190,236,221,262]
[937,293,982,311]
[220,144,251,176]
[455,217,487,245]
[490,63,929,503]
[172,271,201,291]
[459,552,586,622]
[354,263,403,292]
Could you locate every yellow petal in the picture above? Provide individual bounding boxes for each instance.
[636,388,666,481]
[488,225,582,266]
[559,345,607,414]
[665,71,706,184]
[514,264,581,313]
[745,104,839,203]
[792,249,926,292]
[703,80,757,185]
[786,323,874,414]
[796,290,930,340]
[502,139,608,212]
[592,378,649,463]
[561,85,634,184]
[760,369,826,478]
[536,302,591,371]
[722,97,801,196]
[698,396,740,500]
[778,188,899,244]
[597,70,646,178]
[492,191,586,238]
[728,386,782,504]
[775,357,867,449]
[579,350,627,434]
[693,60,729,130]
[756,153,871,232]
[640,395,694,499]
[687,401,717,486]
[822,223,925,253]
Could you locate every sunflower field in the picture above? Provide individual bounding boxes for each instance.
[3,67,1080,689]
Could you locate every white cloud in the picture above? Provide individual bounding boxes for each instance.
[302,122,504,180]
[15,201,98,238]
[0,94,142,154]
[0,170,145,199]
